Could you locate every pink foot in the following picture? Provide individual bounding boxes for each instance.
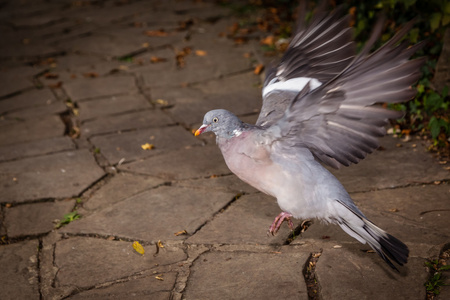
[268,212,294,236]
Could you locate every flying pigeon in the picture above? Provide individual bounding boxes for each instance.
[195,4,424,270]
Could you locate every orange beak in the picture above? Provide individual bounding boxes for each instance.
[195,124,208,136]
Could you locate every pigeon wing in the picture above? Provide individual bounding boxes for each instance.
[257,4,356,127]
[265,20,425,169]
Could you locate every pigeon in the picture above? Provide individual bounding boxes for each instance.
[195,4,424,270]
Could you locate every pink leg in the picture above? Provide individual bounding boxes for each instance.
[268,212,294,236]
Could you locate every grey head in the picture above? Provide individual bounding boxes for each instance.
[195,109,244,139]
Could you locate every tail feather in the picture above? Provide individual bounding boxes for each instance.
[335,200,409,271]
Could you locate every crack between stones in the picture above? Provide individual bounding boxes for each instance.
[189,193,244,236]
[302,250,323,300]
[348,179,449,194]
[37,238,43,300]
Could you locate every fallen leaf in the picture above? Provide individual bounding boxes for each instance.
[260,35,275,46]
[174,230,188,236]
[133,241,145,255]
[195,50,207,56]
[44,72,59,79]
[243,52,251,58]
[150,56,167,63]
[155,99,169,106]
[141,143,155,150]
[333,245,342,249]
[254,64,264,75]
[142,42,150,48]
[388,208,399,212]
[83,72,99,78]
[144,29,168,37]
[48,81,62,89]
[155,275,164,281]
[5,203,11,208]
[157,240,164,248]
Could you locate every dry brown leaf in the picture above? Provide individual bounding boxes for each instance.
[83,72,99,78]
[48,81,62,89]
[254,64,264,75]
[144,29,168,37]
[150,56,167,63]
[195,50,207,56]
[260,35,275,46]
[388,208,399,212]
[44,72,59,79]
[174,230,188,236]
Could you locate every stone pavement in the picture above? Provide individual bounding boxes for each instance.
[0,0,449,299]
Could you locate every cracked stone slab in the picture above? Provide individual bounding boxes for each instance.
[4,199,75,238]
[187,193,290,245]
[0,136,75,162]
[90,126,201,165]
[61,186,236,241]
[81,109,173,137]
[119,146,229,180]
[0,88,57,114]
[316,246,428,299]
[330,136,449,193]
[184,251,308,300]
[83,173,165,211]
[77,94,151,121]
[68,273,176,300]
[63,76,137,101]
[352,184,450,239]
[0,149,105,203]
[54,236,185,289]
[0,239,40,300]
[0,115,65,146]
[7,100,67,119]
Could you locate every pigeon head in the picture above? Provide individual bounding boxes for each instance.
[195,109,243,139]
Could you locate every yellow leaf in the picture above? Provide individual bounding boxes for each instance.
[157,240,164,248]
[133,241,145,255]
[155,275,164,281]
[174,230,188,236]
[141,143,155,150]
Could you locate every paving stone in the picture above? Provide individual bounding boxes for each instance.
[184,251,308,300]
[61,186,236,241]
[8,100,67,119]
[0,136,75,162]
[163,72,262,126]
[81,109,173,137]
[0,115,64,146]
[69,274,176,300]
[137,43,253,89]
[316,247,428,300]
[330,136,449,193]
[0,66,42,98]
[63,75,137,101]
[4,199,75,238]
[54,236,186,288]
[0,239,40,300]
[84,173,165,211]
[77,94,151,121]
[175,174,259,195]
[58,33,147,58]
[0,88,57,114]
[0,149,105,203]
[8,13,64,27]
[187,193,291,245]
[90,126,201,165]
[119,146,230,180]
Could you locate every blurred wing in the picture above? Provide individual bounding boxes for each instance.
[266,20,425,169]
[256,4,356,127]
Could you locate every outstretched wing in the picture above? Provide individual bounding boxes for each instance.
[256,4,356,127]
[266,20,425,169]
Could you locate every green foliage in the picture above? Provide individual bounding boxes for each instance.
[56,211,81,229]
[424,259,450,295]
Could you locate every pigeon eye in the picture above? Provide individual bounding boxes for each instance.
[213,117,219,123]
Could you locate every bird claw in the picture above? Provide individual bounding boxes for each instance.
[267,212,294,236]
